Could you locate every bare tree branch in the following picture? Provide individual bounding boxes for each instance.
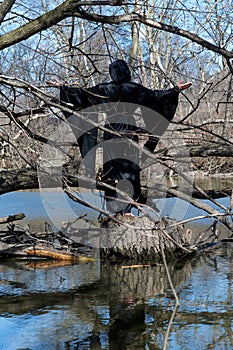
[0,1,232,63]
[74,9,233,59]
[0,0,72,50]
[0,0,16,24]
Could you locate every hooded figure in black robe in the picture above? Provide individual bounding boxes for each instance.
[101,61,141,214]
[59,59,186,214]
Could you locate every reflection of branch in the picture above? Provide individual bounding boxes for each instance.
[160,235,179,350]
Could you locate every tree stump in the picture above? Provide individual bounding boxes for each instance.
[99,215,192,262]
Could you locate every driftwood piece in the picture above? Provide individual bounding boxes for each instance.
[0,212,25,224]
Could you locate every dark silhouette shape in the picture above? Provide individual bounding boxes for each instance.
[57,60,190,214]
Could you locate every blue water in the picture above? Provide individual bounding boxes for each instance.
[0,191,48,218]
[0,190,105,218]
[0,190,230,228]
[0,190,103,228]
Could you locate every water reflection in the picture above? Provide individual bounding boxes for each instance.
[1,187,233,349]
[0,246,233,349]
[195,175,233,192]
[0,259,100,296]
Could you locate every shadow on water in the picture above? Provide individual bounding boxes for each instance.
[0,244,233,349]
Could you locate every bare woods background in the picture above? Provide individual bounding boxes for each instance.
[0,0,233,185]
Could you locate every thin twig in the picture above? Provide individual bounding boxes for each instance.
[172,212,233,226]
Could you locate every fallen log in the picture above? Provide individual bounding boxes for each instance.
[26,246,95,262]
[1,166,233,199]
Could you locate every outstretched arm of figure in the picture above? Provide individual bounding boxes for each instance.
[47,77,84,108]
[176,80,192,91]
[151,80,192,101]
[46,77,62,88]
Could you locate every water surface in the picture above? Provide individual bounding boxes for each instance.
[0,190,233,349]
[0,250,233,349]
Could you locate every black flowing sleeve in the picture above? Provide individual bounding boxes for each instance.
[59,85,99,165]
[60,86,87,112]
[138,85,179,121]
[152,87,179,121]
[60,83,118,112]
[60,85,85,121]
[138,86,180,156]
